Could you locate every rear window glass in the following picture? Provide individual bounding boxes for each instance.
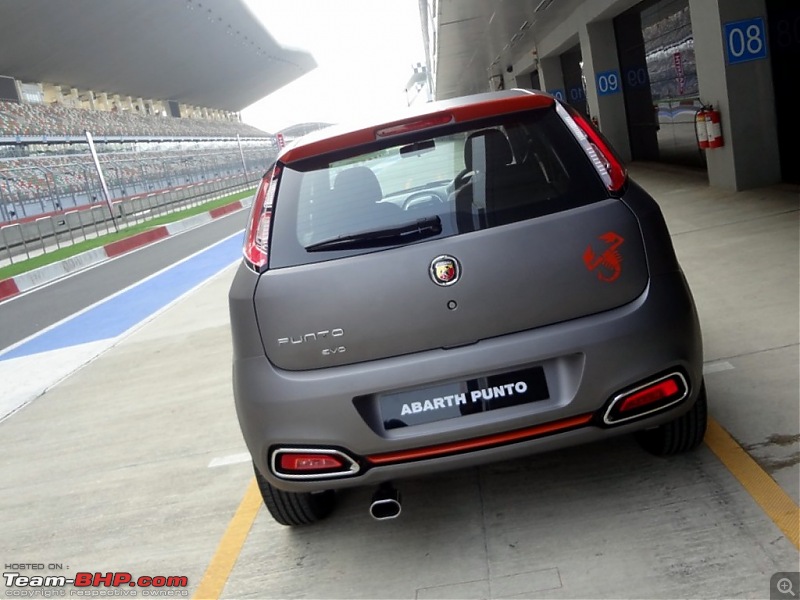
[269,107,607,268]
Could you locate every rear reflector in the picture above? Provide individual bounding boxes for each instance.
[619,378,680,413]
[603,372,688,425]
[271,448,360,480]
[280,453,344,472]
[555,102,627,194]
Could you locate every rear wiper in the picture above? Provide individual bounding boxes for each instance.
[305,215,442,252]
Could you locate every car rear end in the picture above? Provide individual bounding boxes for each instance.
[229,90,703,500]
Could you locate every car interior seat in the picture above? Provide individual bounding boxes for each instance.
[454,128,514,232]
[333,166,401,230]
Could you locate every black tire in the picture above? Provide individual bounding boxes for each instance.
[253,463,336,526]
[634,381,708,456]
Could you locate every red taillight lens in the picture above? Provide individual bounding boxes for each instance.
[279,453,345,472]
[603,372,689,425]
[555,102,627,194]
[618,378,680,413]
[271,448,360,479]
[242,166,280,270]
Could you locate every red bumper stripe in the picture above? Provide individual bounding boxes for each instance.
[366,413,594,466]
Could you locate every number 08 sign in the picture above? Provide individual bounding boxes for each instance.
[724,17,768,65]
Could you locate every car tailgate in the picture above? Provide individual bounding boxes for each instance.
[255,198,647,371]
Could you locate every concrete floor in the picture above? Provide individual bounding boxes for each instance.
[632,162,799,502]
[0,162,797,599]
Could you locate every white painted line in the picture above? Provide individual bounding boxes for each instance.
[0,215,245,307]
[0,340,110,422]
[0,230,242,358]
[208,453,251,468]
[0,254,240,422]
[703,360,735,375]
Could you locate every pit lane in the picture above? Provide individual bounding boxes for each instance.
[0,163,797,599]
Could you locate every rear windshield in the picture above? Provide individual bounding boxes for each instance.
[269,107,607,268]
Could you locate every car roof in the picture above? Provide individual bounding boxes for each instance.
[277,89,555,165]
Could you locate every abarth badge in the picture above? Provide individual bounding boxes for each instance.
[429,255,460,286]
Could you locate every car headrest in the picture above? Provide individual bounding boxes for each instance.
[464,129,513,171]
[333,166,383,204]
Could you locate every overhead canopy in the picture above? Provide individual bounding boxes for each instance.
[0,0,316,112]
[276,122,332,138]
[434,0,586,99]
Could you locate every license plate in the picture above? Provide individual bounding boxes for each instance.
[379,366,549,430]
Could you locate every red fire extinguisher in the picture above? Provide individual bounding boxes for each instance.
[705,105,724,148]
[695,107,709,149]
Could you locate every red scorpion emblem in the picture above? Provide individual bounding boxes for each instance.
[583,232,624,282]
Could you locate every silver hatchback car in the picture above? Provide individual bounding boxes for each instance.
[229,90,706,526]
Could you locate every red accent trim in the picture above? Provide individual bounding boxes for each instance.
[279,93,555,163]
[104,227,168,257]
[209,201,242,219]
[0,277,20,300]
[451,94,553,123]
[366,413,593,466]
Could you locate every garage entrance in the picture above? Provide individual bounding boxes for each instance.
[767,0,800,184]
[615,0,705,168]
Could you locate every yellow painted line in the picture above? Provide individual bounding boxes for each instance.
[192,478,261,600]
[191,418,798,600]
[705,417,799,549]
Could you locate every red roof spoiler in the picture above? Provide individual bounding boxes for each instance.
[279,91,555,164]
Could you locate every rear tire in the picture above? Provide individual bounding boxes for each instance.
[253,463,336,526]
[634,381,708,456]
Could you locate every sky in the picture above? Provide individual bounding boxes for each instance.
[239,0,427,133]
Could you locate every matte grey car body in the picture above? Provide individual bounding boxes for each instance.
[229,90,706,525]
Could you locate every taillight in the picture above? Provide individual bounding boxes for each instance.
[603,372,689,425]
[555,102,627,194]
[271,448,360,480]
[242,165,280,271]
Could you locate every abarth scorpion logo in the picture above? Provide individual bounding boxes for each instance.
[583,232,624,282]
[429,255,460,286]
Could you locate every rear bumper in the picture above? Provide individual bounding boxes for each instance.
[231,267,702,492]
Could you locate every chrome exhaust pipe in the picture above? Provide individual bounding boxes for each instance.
[369,483,401,520]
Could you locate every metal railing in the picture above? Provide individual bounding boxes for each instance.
[0,172,256,266]
[0,141,271,265]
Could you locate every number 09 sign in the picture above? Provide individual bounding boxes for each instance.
[595,69,621,96]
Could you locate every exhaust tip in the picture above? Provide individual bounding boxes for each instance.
[369,484,401,520]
